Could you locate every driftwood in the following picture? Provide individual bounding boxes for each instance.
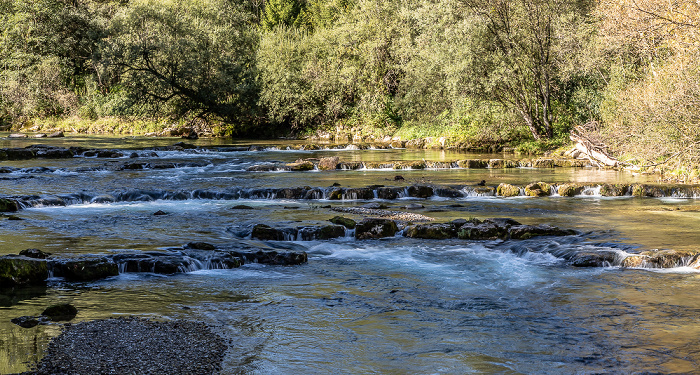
[570,124,620,167]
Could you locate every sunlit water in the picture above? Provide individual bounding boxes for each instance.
[2,135,700,374]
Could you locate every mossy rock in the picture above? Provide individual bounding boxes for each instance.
[0,256,48,286]
[557,183,585,197]
[317,225,346,240]
[621,255,648,268]
[569,251,617,267]
[404,224,455,239]
[496,183,521,197]
[600,184,630,196]
[488,159,505,169]
[0,198,19,212]
[328,188,343,200]
[394,161,426,170]
[640,249,700,268]
[329,216,356,229]
[457,222,506,240]
[524,182,552,197]
[42,303,78,321]
[286,161,314,171]
[531,158,555,168]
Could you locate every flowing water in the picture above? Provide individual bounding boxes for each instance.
[1,135,700,374]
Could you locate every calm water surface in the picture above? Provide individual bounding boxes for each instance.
[1,135,699,374]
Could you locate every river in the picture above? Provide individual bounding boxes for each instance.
[1,135,699,374]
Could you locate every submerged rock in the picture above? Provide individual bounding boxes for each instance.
[0,198,19,212]
[11,315,45,328]
[42,303,78,321]
[0,256,48,286]
[355,218,399,239]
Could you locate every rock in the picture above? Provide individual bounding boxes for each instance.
[42,303,78,321]
[55,258,119,282]
[0,256,48,286]
[19,249,51,259]
[457,159,488,169]
[8,133,27,138]
[318,156,340,170]
[496,183,521,197]
[298,225,346,240]
[48,131,64,138]
[558,183,585,197]
[11,315,44,328]
[531,158,556,168]
[600,184,630,197]
[4,148,35,160]
[524,182,553,197]
[569,251,618,267]
[234,250,307,265]
[153,210,168,216]
[276,187,309,199]
[488,159,505,169]
[343,188,375,200]
[405,139,426,149]
[394,175,405,181]
[434,187,464,198]
[377,187,404,200]
[355,218,399,239]
[247,163,278,172]
[34,133,47,138]
[231,204,253,210]
[457,221,508,240]
[407,185,433,198]
[509,224,576,240]
[404,223,455,239]
[286,161,314,171]
[642,249,700,268]
[251,224,296,241]
[182,130,198,139]
[329,216,356,229]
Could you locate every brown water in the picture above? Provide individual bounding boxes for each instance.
[2,135,700,374]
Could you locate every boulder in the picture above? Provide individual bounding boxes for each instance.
[569,251,618,267]
[407,185,433,198]
[0,256,48,286]
[488,159,505,169]
[509,224,576,239]
[641,249,700,268]
[394,161,426,170]
[404,224,455,239]
[318,156,340,170]
[42,303,78,321]
[434,187,464,198]
[4,148,35,160]
[524,182,552,197]
[355,218,399,239]
[531,158,556,168]
[329,216,356,229]
[496,183,521,197]
[54,258,119,282]
[232,250,307,265]
[338,162,363,170]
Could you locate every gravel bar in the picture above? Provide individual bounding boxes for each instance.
[27,317,227,375]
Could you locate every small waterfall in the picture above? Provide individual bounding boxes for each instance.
[373,190,378,199]
[344,228,355,238]
[398,187,410,198]
[550,185,560,197]
[581,185,602,196]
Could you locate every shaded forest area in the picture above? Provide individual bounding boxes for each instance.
[0,0,698,169]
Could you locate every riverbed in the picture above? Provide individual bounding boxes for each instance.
[2,135,700,374]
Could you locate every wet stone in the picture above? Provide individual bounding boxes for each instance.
[355,218,399,240]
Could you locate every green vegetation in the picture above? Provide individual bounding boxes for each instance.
[0,0,698,164]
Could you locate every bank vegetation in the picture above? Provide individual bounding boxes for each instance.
[0,0,698,175]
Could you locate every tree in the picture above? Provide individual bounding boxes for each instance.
[261,0,304,31]
[104,0,259,127]
[461,0,594,140]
